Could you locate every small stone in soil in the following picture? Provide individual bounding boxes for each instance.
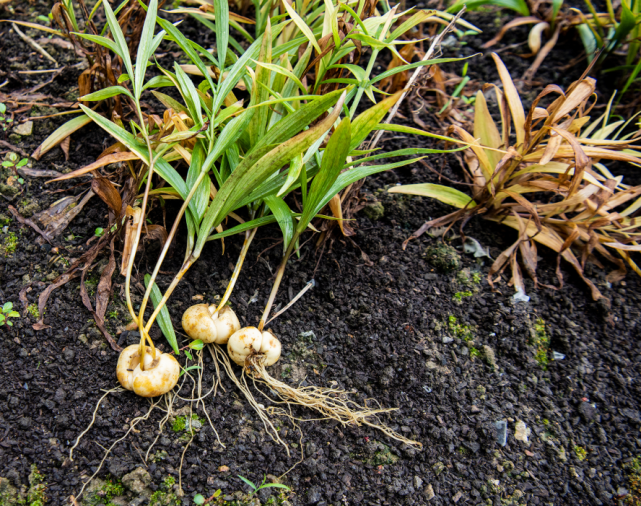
[495,420,508,446]
[425,484,435,500]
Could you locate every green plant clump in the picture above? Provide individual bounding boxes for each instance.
[448,315,474,342]
[27,304,40,319]
[625,457,641,506]
[26,465,47,506]
[453,290,473,303]
[149,476,179,506]
[531,318,550,369]
[1,232,18,257]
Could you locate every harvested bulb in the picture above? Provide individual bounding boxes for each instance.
[116,345,180,397]
[227,327,281,367]
[182,304,240,344]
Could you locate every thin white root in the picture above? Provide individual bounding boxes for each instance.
[70,386,124,460]
[209,344,290,456]
[75,396,160,500]
[250,357,422,448]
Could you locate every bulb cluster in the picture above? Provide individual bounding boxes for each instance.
[182,304,281,367]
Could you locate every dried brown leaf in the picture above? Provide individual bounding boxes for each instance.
[92,175,122,216]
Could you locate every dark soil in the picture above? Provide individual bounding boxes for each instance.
[1,2,640,506]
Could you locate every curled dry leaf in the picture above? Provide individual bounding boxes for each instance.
[92,175,123,216]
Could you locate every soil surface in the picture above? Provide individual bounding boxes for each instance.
[1,2,640,506]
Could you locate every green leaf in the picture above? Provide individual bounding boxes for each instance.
[265,195,295,255]
[281,0,321,53]
[260,483,291,491]
[2,302,13,313]
[388,183,476,209]
[299,116,351,230]
[102,0,134,82]
[81,85,134,102]
[179,365,202,376]
[7,311,20,318]
[349,91,403,152]
[193,494,205,505]
[74,33,121,57]
[174,63,203,126]
[322,158,421,210]
[252,60,307,94]
[277,154,303,196]
[32,114,92,160]
[347,146,467,166]
[248,22,272,145]
[189,339,204,350]
[238,475,257,491]
[447,0,530,15]
[134,0,158,98]
[145,274,179,353]
[150,91,189,114]
[214,0,229,71]
[206,215,279,241]
[369,56,474,86]
[186,141,210,223]
[142,76,174,91]
[156,17,215,93]
[80,105,190,200]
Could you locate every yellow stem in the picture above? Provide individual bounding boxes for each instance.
[216,227,258,313]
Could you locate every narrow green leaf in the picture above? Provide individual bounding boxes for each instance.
[174,63,202,125]
[349,91,403,151]
[299,116,351,230]
[388,183,476,209]
[206,215,279,241]
[369,56,475,85]
[252,60,307,94]
[81,85,133,102]
[214,0,229,70]
[74,32,121,57]
[186,141,210,223]
[32,114,91,159]
[134,0,158,98]
[156,17,215,92]
[151,90,189,114]
[281,0,321,53]
[144,274,179,353]
[265,195,295,254]
[277,154,303,196]
[142,75,174,91]
[102,0,134,81]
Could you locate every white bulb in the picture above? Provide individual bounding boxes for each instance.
[116,344,180,397]
[182,304,240,344]
[227,327,281,366]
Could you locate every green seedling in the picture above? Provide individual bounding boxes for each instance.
[0,302,20,326]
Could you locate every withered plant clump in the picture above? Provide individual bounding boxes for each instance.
[392,53,641,301]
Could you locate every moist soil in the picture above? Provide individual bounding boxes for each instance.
[1,2,641,506]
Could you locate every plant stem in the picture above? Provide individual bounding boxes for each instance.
[216,226,258,313]
[257,232,299,331]
[124,106,158,369]
[137,170,210,330]
[143,257,196,336]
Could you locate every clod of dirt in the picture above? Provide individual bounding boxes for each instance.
[122,467,152,495]
[424,243,461,272]
[363,201,385,221]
